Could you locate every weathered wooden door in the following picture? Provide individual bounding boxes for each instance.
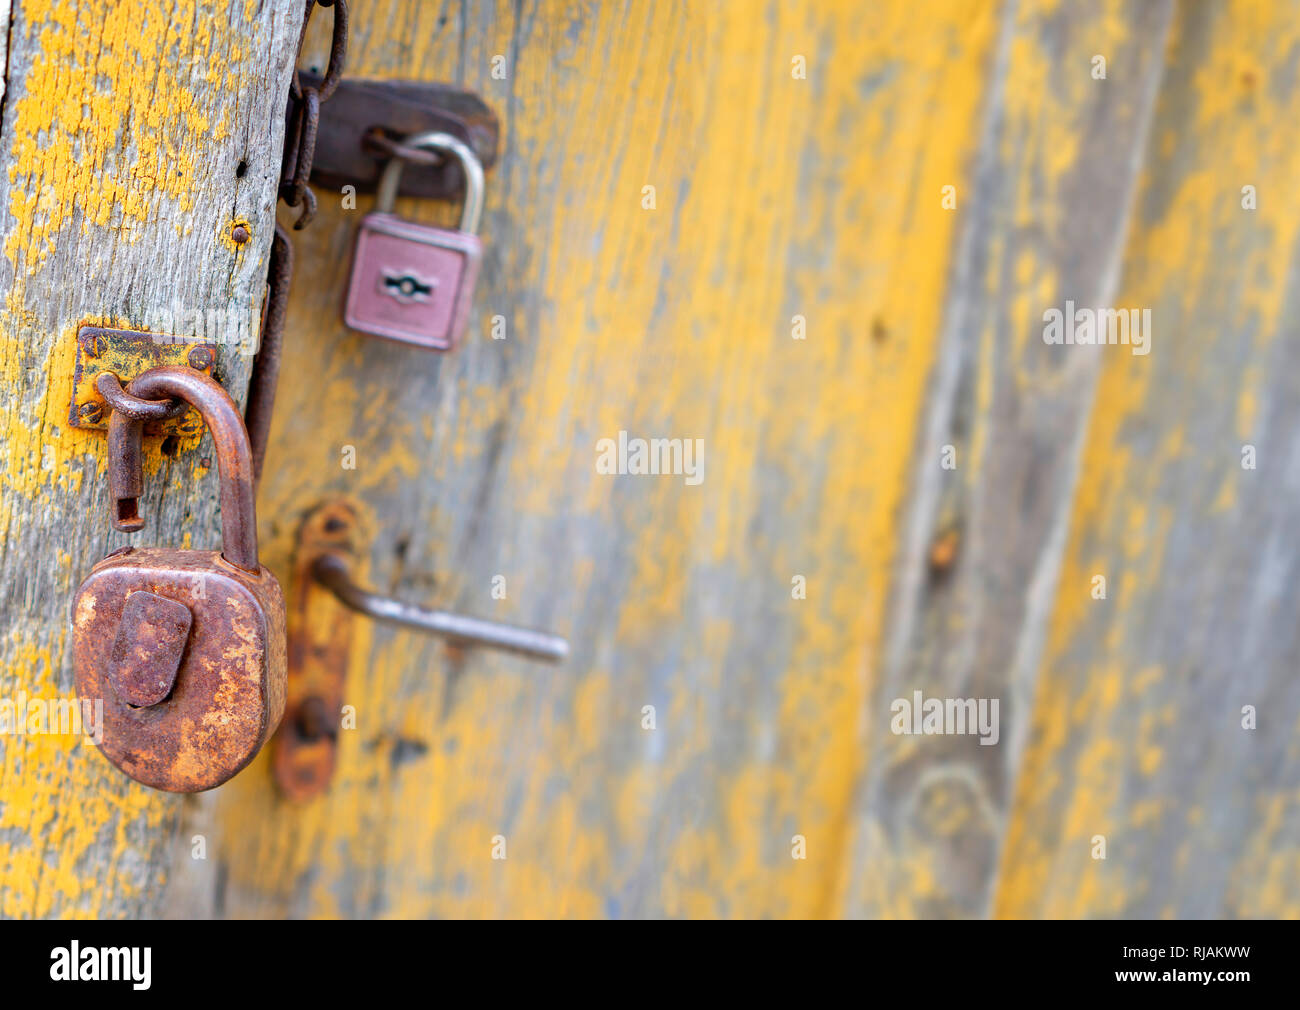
[3,0,1298,919]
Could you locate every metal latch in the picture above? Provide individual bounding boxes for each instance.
[271,501,567,800]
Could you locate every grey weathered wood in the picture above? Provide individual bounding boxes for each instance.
[0,0,304,918]
[992,0,1300,918]
[150,0,1300,921]
[843,0,1175,918]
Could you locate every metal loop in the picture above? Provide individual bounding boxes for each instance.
[288,0,313,101]
[110,367,261,572]
[374,131,484,234]
[283,86,321,207]
[290,0,348,104]
[362,129,445,168]
[291,184,317,230]
[94,371,181,421]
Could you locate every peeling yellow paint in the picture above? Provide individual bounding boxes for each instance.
[206,0,998,919]
[996,0,1300,919]
[0,0,289,918]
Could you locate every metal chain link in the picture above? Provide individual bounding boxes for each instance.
[246,0,350,485]
[280,0,348,230]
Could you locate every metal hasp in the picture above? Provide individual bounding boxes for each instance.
[270,500,358,801]
[272,501,568,801]
[69,325,217,436]
[288,71,499,201]
[106,367,259,571]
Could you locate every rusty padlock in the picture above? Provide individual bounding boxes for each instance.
[342,131,484,351]
[73,366,286,792]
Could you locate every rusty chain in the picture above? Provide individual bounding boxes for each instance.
[244,223,294,484]
[243,0,349,484]
[281,0,348,230]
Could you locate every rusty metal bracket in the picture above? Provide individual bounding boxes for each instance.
[70,326,217,437]
[271,499,361,801]
[287,72,499,201]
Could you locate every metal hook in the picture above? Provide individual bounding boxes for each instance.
[272,501,567,801]
[312,554,568,662]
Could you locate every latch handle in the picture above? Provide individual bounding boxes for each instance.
[312,554,568,663]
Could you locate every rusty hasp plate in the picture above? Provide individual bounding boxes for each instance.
[70,326,217,435]
[289,72,499,200]
[270,499,362,801]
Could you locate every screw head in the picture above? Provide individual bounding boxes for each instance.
[78,401,103,423]
[295,696,333,741]
[188,346,213,370]
[231,224,250,245]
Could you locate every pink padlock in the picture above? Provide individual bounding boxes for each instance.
[343,131,484,351]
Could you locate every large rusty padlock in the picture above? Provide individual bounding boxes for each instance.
[73,366,286,792]
[342,131,485,351]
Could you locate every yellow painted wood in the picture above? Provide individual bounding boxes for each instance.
[0,0,302,918]
[9,0,1292,920]
[995,0,1300,919]
[843,0,1174,919]
[185,0,998,918]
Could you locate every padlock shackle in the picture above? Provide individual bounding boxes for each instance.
[374,131,484,234]
[107,366,261,573]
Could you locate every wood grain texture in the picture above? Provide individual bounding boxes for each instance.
[844,0,1174,918]
[7,0,1285,921]
[995,0,1300,919]
[0,0,304,918]
[163,0,998,918]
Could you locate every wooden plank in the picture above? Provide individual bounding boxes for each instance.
[0,0,304,918]
[843,0,1174,917]
[995,0,1300,919]
[163,0,999,918]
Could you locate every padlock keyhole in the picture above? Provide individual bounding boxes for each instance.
[381,271,436,304]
